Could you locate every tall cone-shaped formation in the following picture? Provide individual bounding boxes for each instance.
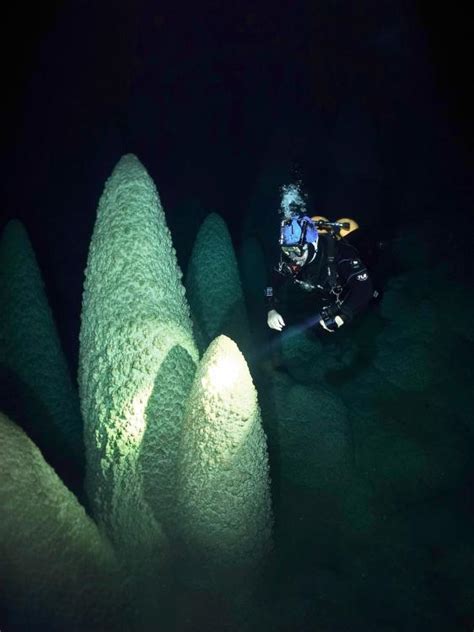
[0,220,83,486]
[185,213,251,356]
[0,412,127,632]
[79,154,198,567]
[176,335,273,578]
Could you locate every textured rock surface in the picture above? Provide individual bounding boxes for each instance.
[176,335,273,575]
[374,277,443,391]
[0,412,127,632]
[185,213,251,356]
[268,372,351,490]
[374,339,438,391]
[79,154,198,567]
[352,394,472,507]
[0,220,84,485]
[279,329,358,385]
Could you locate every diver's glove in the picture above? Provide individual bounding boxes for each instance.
[267,309,286,331]
[319,305,345,333]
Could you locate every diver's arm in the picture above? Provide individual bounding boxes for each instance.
[265,266,288,329]
[267,309,286,330]
[331,241,373,321]
[317,276,372,332]
[337,263,373,322]
[264,264,287,310]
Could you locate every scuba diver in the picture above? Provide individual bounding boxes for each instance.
[265,185,374,334]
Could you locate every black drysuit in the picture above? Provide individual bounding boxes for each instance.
[266,234,373,328]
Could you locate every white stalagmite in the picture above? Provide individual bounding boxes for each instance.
[176,335,273,579]
[0,411,127,632]
[79,154,199,570]
[0,220,83,476]
[185,212,251,355]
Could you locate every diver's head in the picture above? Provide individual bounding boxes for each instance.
[279,215,318,265]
